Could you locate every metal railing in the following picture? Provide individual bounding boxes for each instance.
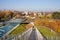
[35,28,46,40]
[1,27,32,40]
[46,36,60,40]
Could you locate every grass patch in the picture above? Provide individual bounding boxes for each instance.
[37,26,57,37]
[9,24,27,36]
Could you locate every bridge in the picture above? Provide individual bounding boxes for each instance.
[0,18,46,40]
[1,27,46,40]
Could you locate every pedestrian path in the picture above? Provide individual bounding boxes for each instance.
[28,27,46,40]
[28,29,36,40]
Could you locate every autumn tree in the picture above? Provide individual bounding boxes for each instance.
[5,10,14,20]
[0,11,5,22]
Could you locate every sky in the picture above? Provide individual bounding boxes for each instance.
[0,0,60,12]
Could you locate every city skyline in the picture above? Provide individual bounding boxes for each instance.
[0,0,60,12]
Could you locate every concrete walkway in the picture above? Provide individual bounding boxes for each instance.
[28,29,36,40]
[28,27,46,40]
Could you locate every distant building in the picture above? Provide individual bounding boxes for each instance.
[28,12,34,17]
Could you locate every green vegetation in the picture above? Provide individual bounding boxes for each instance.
[38,26,60,40]
[37,26,57,37]
[9,24,27,36]
[52,12,60,19]
[25,19,31,23]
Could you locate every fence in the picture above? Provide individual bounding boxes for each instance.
[1,27,32,40]
[46,36,60,40]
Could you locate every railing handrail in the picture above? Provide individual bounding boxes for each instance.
[6,27,32,40]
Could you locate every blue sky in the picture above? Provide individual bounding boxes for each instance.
[0,0,60,12]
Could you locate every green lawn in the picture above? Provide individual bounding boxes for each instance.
[37,26,57,37]
[9,24,27,36]
[38,26,60,40]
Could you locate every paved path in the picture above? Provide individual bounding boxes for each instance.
[28,28,46,40]
[28,29,36,40]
